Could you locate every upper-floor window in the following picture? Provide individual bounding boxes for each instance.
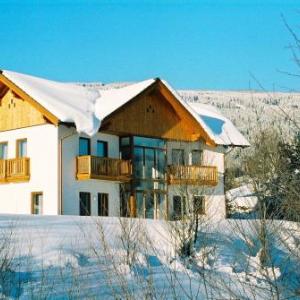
[79,137,90,156]
[0,142,8,159]
[16,139,27,158]
[97,140,108,157]
[191,150,203,165]
[172,149,184,165]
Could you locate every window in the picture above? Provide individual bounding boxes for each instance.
[172,149,184,165]
[79,192,91,216]
[173,195,187,219]
[31,192,43,215]
[98,193,109,216]
[79,138,90,156]
[194,196,205,215]
[97,141,108,157]
[173,196,182,219]
[16,139,27,158]
[0,142,8,159]
[191,150,203,165]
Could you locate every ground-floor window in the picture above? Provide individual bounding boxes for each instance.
[172,195,187,220]
[98,193,109,216]
[79,192,91,216]
[31,192,43,215]
[193,195,205,215]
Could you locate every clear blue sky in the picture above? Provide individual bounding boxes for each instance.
[0,0,299,91]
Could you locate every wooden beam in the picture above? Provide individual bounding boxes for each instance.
[0,73,59,125]
[157,80,216,147]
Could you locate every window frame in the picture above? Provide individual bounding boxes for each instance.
[193,195,205,215]
[191,149,203,166]
[0,141,8,160]
[172,149,185,166]
[79,192,91,216]
[79,137,91,156]
[96,140,108,158]
[98,193,109,216]
[172,195,187,220]
[31,192,43,215]
[16,138,27,158]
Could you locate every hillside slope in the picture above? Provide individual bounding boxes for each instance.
[0,215,298,299]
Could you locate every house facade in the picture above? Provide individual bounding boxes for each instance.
[0,70,249,219]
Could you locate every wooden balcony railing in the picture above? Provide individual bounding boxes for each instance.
[167,165,218,186]
[0,158,30,183]
[76,155,132,181]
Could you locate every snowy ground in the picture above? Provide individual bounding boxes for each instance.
[0,215,299,299]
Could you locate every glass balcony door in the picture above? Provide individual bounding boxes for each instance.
[136,191,166,220]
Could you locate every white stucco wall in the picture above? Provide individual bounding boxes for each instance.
[59,126,121,217]
[166,141,226,219]
[0,124,59,214]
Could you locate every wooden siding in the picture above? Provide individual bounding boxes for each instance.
[167,165,218,186]
[0,157,30,183]
[101,81,215,144]
[0,89,47,131]
[76,155,132,181]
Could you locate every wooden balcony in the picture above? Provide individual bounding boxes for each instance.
[167,165,218,186]
[76,155,132,181]
[0,158,30,183]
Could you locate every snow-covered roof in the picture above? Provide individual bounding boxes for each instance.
[187,102,250,146]
[1,70,249,147]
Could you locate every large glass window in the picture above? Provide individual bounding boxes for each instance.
[145,193,154,219]
[32,192,43,215]
[97,141,108,157]
[0,142,8,159]
[136,192,144,218]
[79,138,90,156]
[16,139,27,158]
[145,148,155,178]
[120,136,167,219]
[79,192,91,216]
[172,149,184,165]
[157,193,166,219]
[134,147,144,178]
[134,136,165,148]
[191,150,203,165]
[156,150,166,179]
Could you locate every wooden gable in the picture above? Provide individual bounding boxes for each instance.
[0,73,59,132]
[101,80,215,145]
[0,89,48,131]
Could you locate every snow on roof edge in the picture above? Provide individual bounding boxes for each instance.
[1,70,249,147]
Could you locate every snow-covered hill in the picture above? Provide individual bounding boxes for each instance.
[0,215,298,299]
[180,90,300,141]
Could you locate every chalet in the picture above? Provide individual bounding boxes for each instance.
[0,70,249,219]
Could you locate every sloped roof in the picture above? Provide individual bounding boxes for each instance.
[0,70,249,147]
